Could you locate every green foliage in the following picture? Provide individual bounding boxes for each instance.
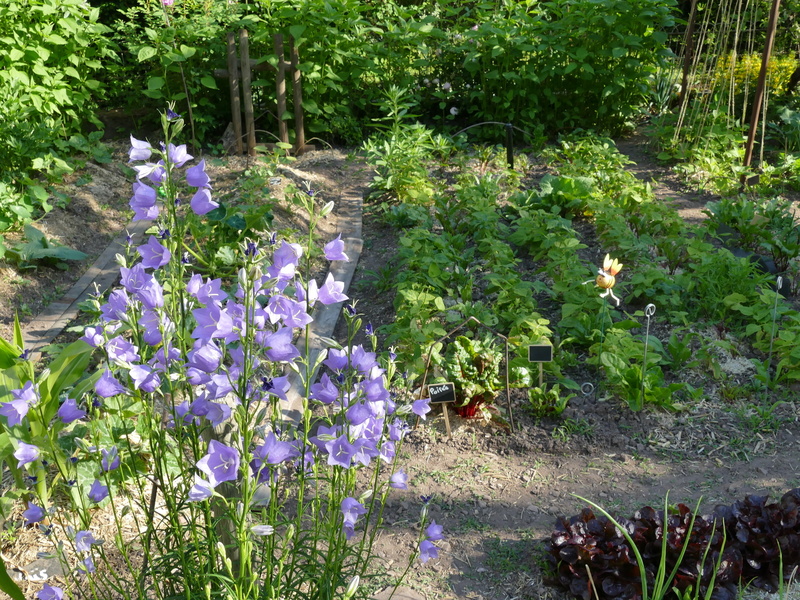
[0,555,25,600]
[362,86,436,203]
[4,224,87,270]
[0,0,113,231]
[109,0,252,141]
[527,384,575,418]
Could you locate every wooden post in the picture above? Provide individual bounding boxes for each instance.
[679,0,698,106]
[290,39,306,154]
[742,0,782,178]
[274,34,289,145]
[240,29,256,156]
[226,32,243,155]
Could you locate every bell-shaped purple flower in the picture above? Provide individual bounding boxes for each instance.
[130,180,159,221]
[167,143,192,168]
[129,364,161,393]
[318,273,348,305]
[129,136,152,162]
[95,370,126,398]
[23,503,46,525]
[37,584,64,600]
[88,479,109,503]
[412,397,431,420]
[324,234,349,262]
[14,441,40,468]
[81,326,104,347]
[0,398,29,426]
[390,469,408,489]
[325,434,355,469]
[186,159,211,188]
[196,440,240,487]
[323,348,349,372]
[340,497,367,540]
[190,188,218,215]
[137,235,171,269]
[426,520,444,541]
[58,397,87,424]
[309,372,338,404]
[419,539,439,563]
[260,327,300,362]
[107,335,140,365]
[100,289,130,322]
[188,475,214,502]
[75,530,101,553]
[192,304,234,341]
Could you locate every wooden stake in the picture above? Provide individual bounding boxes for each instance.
[290,39,306,155]
[742,0,782,180]
[226,32,242,155]
[240,29,256,156]
[274,34,289,145]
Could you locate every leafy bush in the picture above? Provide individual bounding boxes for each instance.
[0,0,113,234]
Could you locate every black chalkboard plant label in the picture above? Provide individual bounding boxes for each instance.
[428,382,456,404]
[528,344,553,363]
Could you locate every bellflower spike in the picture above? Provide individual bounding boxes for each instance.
[37,584,64,600]
[323,234,349,262]
[318,273,348,305]
[186,159,211,188]
[58,397,87,424]
[24,503,46,525]
[14,441,40,468]
[137,235,171,269]
[88,479,109,503]
[129,136,152,162]
[197,440,240,487]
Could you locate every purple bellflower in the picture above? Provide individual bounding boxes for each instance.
[137,235,171,269]
[186,159,211,188]
[196,440,240,487]
[88,479,109,503]
[129,136,152,162]
[95,370,126,398]
[317,273,348,305]
[37,584,64,600]
[58,397,87,424]
[323,234,349,262]
[23,503,46,525]
[340,497,367,540]
[14,441,40,468]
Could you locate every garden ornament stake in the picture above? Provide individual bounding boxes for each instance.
[585,254,623,306]
[641,304,656,404]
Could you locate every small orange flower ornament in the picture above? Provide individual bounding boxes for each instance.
[594,254,623,306]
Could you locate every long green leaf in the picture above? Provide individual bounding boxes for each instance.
[0,555,25,600]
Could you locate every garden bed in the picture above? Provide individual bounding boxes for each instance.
[3,132,800,600]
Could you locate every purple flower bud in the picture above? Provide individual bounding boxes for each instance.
[166,106,180,120]
[101,447,121,472]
